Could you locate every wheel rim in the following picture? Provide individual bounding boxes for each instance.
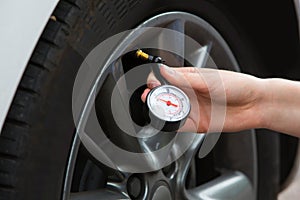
[62,12,257,200]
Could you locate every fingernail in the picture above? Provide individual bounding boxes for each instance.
[161,64,175,75]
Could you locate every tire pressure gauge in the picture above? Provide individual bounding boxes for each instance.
[146,85,191,132]
[136,49,191,132]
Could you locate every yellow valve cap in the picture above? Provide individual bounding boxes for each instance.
[136,49,149,60]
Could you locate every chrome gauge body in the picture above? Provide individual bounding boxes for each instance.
[146,85,191,132]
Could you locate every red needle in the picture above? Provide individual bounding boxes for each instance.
[158,99,178,107]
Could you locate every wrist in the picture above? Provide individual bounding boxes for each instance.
[255,78,274,129]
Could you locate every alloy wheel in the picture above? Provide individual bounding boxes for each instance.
[63,12,257,200]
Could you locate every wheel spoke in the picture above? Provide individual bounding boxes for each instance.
[186,43,212,68]
[158,19,186,66]
[135,126,177,170]
[107,177,128,191]
[166,19,185,33]
[95,57,142,151]
[136,130,203,172]
[110,58,130,99]
[69,189,128,200]
[85,153,127,182]
[186,171,255,200]
[176,134,205,181]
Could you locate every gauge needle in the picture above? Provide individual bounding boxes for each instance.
[158,99,178,107]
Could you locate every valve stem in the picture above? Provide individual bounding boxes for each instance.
[136,49,164,63]
[135,49,168,85]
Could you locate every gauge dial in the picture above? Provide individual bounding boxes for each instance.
[146,85,190,131]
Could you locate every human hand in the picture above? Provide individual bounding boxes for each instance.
[141,65,265,133]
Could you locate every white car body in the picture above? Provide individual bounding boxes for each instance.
[0,0,59,132]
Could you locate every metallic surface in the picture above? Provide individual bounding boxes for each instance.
[152,186,172,200]
[186,172,254,200]
[69,189,128,200]
[0,0,59,133]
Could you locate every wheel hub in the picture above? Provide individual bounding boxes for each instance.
[152,185,172,200]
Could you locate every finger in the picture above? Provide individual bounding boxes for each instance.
[160,65,209,92]
[147,66,199,89]
[168,66,215,74]
[141,88,151,103]
[147,71,161,89]
[160,65,192,88]
[169,66,200,74]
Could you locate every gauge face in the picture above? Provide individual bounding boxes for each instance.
[147,85,190,122]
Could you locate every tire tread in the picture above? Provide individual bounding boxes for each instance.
[0,0,81,197]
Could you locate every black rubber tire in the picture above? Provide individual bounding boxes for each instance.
[0,0,280,199]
